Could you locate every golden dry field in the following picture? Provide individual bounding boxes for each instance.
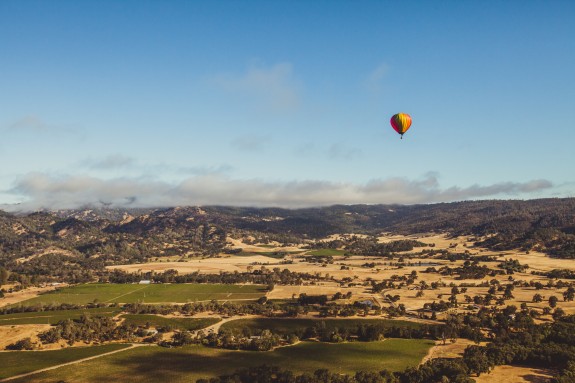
[0,285,66,309]
[0,324,51,350]
[474,365,554,383]
[106,234,575,316]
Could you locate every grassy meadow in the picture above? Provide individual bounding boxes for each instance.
[15,283,267,306]
[0,344,130,379]
[8,340,434,383]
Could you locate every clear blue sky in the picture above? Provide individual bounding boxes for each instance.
[1,0,574,209]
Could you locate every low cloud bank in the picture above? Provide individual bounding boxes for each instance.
[2,173,553,212]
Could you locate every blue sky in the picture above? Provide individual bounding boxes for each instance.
[1,0,574,210]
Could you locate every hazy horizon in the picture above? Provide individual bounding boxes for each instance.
[3,194,574,215]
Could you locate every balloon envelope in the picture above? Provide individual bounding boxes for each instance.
[390,113,412,137]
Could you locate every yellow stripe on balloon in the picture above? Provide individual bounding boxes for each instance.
[391,113,412,135]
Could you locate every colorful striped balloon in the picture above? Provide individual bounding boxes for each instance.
[390,113,412,139]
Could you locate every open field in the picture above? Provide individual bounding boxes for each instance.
[108,254,283,273]
[474,365,554,383]
[0,307,121,326]
[8,340,434,383]
[16,283,267,306]
[0,325,51,350]
[121,314,220,331]
[0,344,131,380]
[420,338,478,364]
[220,318,426,335]
[0,285,66,309]
[226,237,304,253]
[267,283,369,300]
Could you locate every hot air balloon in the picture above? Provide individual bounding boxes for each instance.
[390,113,412,139]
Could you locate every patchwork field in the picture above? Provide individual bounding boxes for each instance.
[7,340,434,383]
[101,233,575,317]
[15,283,267,306]
[3,232,574,382]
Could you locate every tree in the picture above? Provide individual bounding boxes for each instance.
[549,296,559,308]
[503,285,514,300]
[463,346,492,377]
[532,293,544,303]
[469,327,483,344]
[449,294,458,307]
[6,337,34,350]
[0,267,9,287]
[563,287,575,302]
[552,308,566,321]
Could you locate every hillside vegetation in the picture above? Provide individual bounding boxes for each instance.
[1,199,574,286]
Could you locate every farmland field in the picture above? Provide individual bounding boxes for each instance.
[220,318,426,335]
[16,283,267,306]
[9,340,434,383]
[0,344,130,379]
[120,315,220,331]
[0,307,121,326]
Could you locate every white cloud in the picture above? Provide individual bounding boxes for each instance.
[7,116,51,132]
[2,173,554,212]
[82,155,136,169]
[365,63,389,93]
[176,164,234,176]
[213,62,300,110]
[79,156,233,176]
[230,134,271,152]
[4,115,82,138]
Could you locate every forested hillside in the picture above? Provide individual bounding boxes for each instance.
[1,198,574,284]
